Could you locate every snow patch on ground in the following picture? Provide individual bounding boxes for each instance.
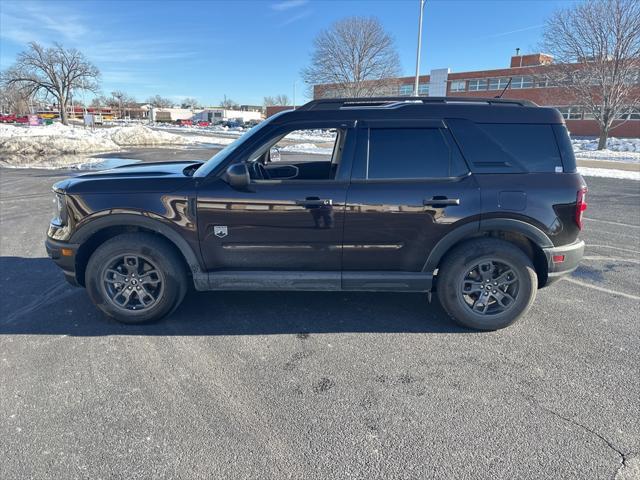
[572,137,640,153]
[0,123,201,155]
[281,143,334,155]
[572,137,640,164]
[578,166,640,180]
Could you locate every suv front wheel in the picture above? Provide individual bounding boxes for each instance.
[85,233,187,324]
[437,238,537,331]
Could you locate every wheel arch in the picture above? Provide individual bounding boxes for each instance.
[423,219,551,288]
[72,214,203,287]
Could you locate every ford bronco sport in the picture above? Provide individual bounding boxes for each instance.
[46,97,587,330]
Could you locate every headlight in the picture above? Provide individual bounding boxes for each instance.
[52,193,68,226]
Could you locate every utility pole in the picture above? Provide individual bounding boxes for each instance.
[293,81,297,110]
[414,0,427,97]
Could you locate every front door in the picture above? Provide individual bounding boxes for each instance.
[196,124,354,273]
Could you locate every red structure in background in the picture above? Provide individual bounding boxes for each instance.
[312,53,640,138]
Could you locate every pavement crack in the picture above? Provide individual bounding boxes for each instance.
[526,396,627,479]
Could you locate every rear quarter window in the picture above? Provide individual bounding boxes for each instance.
[477,123,563,173]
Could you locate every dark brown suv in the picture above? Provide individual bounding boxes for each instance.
[46,97,587,330]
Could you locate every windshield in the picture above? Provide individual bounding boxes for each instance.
[193,113,284,177]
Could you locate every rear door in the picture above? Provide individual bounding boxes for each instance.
[342,119,481,274]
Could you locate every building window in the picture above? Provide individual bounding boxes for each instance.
[399,84,413,96]
[511,76,533,89]
[468,79,487,91]
[629,109,640,120]
[450,80,466,92]
[557,107,583,120]
[418,83,429,95]
[488,77,510,90]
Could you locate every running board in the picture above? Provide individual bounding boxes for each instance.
[193,271,433,292]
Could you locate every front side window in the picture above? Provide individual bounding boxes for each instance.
[468,79,487,91]
[367,128,468,179]
[247,128,342,181]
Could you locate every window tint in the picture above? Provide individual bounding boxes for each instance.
[368,128,467,179]
[476,124,562,173]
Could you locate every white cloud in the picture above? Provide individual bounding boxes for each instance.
[271,0,308,11]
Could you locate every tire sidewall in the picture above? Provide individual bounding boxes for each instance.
[439,240,537,330]
[86,237,184,323]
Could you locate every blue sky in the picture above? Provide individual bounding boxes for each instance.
[0,0,578,106]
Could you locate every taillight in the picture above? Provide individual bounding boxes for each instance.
[576,187,588,229]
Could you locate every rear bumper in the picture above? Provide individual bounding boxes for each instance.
[45,237,80,287]
[543,239,584,285]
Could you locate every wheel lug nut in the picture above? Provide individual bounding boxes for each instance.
[493,290,497,294]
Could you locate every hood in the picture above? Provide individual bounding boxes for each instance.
[54,160,203,194]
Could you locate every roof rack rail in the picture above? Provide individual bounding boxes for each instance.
[298,96,537,111]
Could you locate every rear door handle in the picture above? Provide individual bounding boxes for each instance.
[423,197,460,207]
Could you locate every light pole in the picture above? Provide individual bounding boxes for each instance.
[414,0,427,97]
[293,81,298,109]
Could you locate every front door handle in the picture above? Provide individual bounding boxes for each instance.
[423,197,460,207]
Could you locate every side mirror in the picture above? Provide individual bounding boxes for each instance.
[224,163,250,190]
[269,146,281,163]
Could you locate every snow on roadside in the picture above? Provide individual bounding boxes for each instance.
[578,166,640,180]
[572,137,640,153]
[0,123,202,155]
[573,149,640,164]
[281,143,334,155]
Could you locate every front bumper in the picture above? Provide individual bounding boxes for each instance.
[45,237,80,287]
[543,239,585,285]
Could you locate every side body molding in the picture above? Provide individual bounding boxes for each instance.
[422,218,553,272]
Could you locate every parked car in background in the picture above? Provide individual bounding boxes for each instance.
[197,121,210,127]
[176,119,193,126]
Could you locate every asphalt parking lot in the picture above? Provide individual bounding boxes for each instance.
[1,153,639,479]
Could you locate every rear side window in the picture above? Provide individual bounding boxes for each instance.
[367,128,468,179]
[477,124,562,173]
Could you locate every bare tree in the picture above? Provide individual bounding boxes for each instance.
[181,97,200,109]
[543,0,640,149]
[145,95,173,108]
[220,94,238,109]
[264,94,291,106]
[1,42,100,124]
[301,17,401,98]
[0,84,32,115]
[274,94,290,105]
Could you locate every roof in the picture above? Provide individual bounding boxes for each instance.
[268,96,564,125]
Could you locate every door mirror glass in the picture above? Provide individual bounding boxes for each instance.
[224,163,250,190]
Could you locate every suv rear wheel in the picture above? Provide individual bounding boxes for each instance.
[437,238,537,331]
[85,233,187,324]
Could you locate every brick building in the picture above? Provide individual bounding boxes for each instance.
[313,53,640,138]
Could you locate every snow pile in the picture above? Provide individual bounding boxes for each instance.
[108,124,193,147]
[578,167,640,180]
[0,123,197,155]
[572,137,640,153]
[281,143,334,155]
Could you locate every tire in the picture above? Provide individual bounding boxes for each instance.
[85,233,188,324]
[437,238,537,331]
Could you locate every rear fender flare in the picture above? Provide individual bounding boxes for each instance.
[422,218,553,272]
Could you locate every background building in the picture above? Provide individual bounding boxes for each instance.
[313,53,640,138]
